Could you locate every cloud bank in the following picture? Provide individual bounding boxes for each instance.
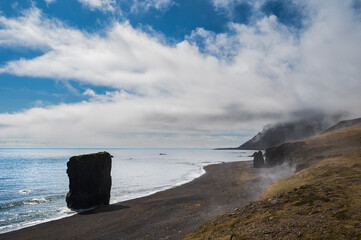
[0,0,360,147]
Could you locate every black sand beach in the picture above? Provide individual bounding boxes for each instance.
[0,161,287,240]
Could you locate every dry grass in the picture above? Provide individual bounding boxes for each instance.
[185,124,361,240]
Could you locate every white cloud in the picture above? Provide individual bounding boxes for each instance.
[77,0,116,12]
[212,0,244,10]
[186,27,241,59]
[131,0,174,12]
[212,0,264,13]
[0,1,361,147]
[44,0,56,4]
[83,88,97,97]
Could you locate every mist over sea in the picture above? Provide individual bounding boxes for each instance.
[0,148,253,233]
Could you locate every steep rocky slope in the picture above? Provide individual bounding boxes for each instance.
[236,116,339,150]
[323,117,361,133]
[216,115,340,150]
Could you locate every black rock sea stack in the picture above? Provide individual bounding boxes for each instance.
[253,150,266,168]
[66,152,112,210]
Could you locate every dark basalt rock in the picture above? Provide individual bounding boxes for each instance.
[253,151,266,168]
[66,152,112,210]
[265,142,306,167]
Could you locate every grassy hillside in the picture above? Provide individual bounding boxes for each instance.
[185,123,361,240]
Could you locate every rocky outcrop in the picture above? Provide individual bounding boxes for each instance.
[66,152,112,210]
[253,151,266,168]
[265,142,306,167]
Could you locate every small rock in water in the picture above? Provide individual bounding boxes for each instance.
[18,190,32,195]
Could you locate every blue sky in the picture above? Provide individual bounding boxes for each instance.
[0,0,360,147]
[0,0,307,113]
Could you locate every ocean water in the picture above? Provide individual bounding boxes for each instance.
[0,148,254,233]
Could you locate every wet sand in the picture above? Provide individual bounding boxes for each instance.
[0,161,282,240]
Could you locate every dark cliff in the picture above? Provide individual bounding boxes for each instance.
[265,142,306,167]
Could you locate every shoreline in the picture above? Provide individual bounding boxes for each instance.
[0,160,290,240]
[0,163,207,235]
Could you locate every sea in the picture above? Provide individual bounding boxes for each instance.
[0,148,254,234]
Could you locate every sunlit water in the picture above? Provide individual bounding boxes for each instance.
[0,148,254,233]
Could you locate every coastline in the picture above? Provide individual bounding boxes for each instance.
[0,161,207,235]
[0,160,289,240]
[1,148,237,235]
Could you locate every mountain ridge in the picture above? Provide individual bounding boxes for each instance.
[216,115,341,150]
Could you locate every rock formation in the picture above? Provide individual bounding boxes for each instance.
[265,142,306,167]
[253,151,266,168]
[66,152,112,210]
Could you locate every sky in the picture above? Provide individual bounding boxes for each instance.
[0,0,360,148]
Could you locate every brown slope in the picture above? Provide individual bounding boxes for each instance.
[185,123,361,240]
